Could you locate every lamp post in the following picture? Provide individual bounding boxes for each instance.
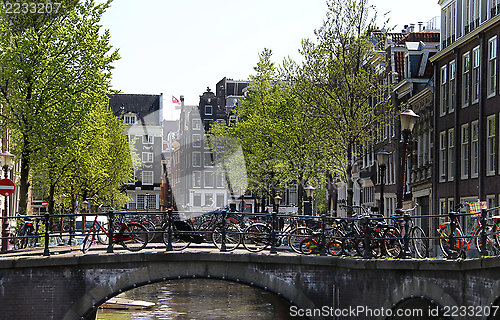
[0,150,14,252]
[270,195,282,254]
[304,185,315,215]
[397,109,420,211]
[377,150,390,216]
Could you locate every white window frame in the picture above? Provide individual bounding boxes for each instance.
[462,52,470,108]
[472,46,480,104]
[192,171,202,188]
[440,65,448,116]
[461,124,469,179]
[487,115,496,175]
[142,135,154,144]
[440,131,447,182]
[204,152,213,167]
[192,134,201,147]
[193,193,202,207]
[142,152,153,163]
[471,120,479,178]
[192,152,201,167]
[449,60,456,112]
[204,171,214,188]
[205,105,213,116]
[488,36,498,98]
[124,114,136,125]
[192,119,201,130]
[142,171,153,185]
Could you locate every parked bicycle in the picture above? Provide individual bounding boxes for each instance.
[390,205,428,259]
[13,217,39,249]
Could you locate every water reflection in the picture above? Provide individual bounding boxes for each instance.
[97,279,303,320]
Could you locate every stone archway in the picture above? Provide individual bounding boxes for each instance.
[64,261,318,320]
[387,296,451,320]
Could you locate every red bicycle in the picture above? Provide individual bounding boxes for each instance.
[81,214,148,253]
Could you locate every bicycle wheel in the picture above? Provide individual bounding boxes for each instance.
[14,228,27,250]
[341,232,358,256]
[438,224,464,258]
[299,237,317,255]
[121,222,148,251]
[383,226,403,258]
[356,232,382,258]
[411,226,428,258]
[96,222,109,245]
[287,226,313,254]
[242,223,271,252]
[197,219,215,243]
[212,224,241,251]
[141,219,156,243]
[162,223,191,251]
[327,239,343,256]
[473,225,498,256]
[81,232,94,253]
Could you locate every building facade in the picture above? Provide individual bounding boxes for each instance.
[432,0,500,217]
[109,93,164,211]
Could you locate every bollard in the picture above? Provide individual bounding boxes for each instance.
[220,210,227,252]
[107,210,114,253]
[362,217,372,259]
[402,214,411,259]
[165,209,173,251]
[320,214,327,256]
[270,208,278,254]
[480,208,488,256]
[43,212,50,257]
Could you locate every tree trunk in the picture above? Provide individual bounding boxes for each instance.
[346,144,354,217]
[17,149,31,216]
[297,179,304,215]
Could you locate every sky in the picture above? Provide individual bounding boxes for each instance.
[99,0,441,110]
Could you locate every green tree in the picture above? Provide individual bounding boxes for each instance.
[289,0,392,212]
[0,0,120,214]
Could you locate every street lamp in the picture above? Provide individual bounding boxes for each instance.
[270,195,282,254]
[304,185,315,215]
[377,150,390,216]
[397,109,420,211]
[0,150,14,252]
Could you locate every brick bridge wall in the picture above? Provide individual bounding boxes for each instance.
[1,252,500,320]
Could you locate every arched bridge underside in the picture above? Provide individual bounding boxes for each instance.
[1,251,500,320]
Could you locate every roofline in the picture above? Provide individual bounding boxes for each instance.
[430,14,500,62]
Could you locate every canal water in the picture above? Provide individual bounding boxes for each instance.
[96,279,304,320]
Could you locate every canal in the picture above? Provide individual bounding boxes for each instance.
[96,279,304,320]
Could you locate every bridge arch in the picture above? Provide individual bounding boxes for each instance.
[387,296,450,320]
[64,260,317,320]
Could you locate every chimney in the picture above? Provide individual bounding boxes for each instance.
[180,95,184,107]
[418,22,423,32]
[403,25,408,34]
[409,23,415,33]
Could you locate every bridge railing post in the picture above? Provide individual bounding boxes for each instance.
[320,213,327,256]
[107,210,114,254]
[480,208,488,257]
[43,212,50,257]
[402,214,410,259]
[220,210,227,252]
[362,216,372,259]
[448,210,458,259]
[165,209,173,251]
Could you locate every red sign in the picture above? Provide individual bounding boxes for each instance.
[41,200,48,208]
[0,179,15,197]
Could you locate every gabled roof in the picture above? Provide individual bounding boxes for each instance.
[109,94,161,126]
[396,32,440,45]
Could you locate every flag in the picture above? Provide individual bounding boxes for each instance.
[172,96,180,105]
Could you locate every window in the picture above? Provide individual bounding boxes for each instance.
[461,124,469,179]
[193,193,201,207]
[204,171,214,188]
[124,114,136,125]
[142,152,153,163]
[464,0,470,32]
[192,134,201,147]
[440,65,448,116]
[192,119,201,130]
[462,52,470,107]
[192,152,201,167]
[204,152,213,167]
[204,193,214,207]
[215,172,225,188]
[142,171,153,185]
[440,131,447,181]
[138,194,156,210]
[488,36,498,97]
[487,115,496,175]
[448,129,455,181]
[192,171,201,188]
[216,194,225,207]
[128,194,136,210]
[449,60,456,112]
[142,135,153,144]
[472,47,480,103]
[471,120,479,177]
[125,170,136,185]
[205,105,212,115]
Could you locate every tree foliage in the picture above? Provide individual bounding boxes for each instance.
[0,0,131,213]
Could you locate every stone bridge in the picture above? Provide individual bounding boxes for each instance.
[1,248,500,320]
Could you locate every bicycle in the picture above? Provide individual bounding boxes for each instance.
[437,203,500,258]
[81,213,148,253]
[390,205,428,259]
[161,214,202,251]
[13,217,38,249]
[241,214,313,253]
[299,229,343,256]
[196,210,244,251]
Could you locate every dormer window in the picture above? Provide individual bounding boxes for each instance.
[124,114,136,125]
[205,105,212,115]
